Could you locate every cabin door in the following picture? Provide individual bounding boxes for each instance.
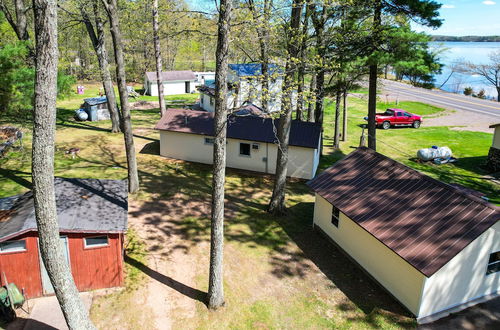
[39,236,70,295]
[185,81,191,93]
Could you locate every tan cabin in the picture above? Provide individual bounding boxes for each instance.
[308,147,500,324]
[154,109,322,180]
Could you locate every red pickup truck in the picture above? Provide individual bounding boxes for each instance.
[375,108,422,129]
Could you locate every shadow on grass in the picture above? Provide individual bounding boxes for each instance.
[56,120,158,142]
[125,255,207,305]
[276,203,414,322]
[43,117,413,326]
[0,168,32,190]
[139,141,160,155]
[409,157,500,204]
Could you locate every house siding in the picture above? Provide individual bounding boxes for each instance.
[67,233,124,292]
[200,94,215,112]
[0,231,124,298]
[0,232,43,298]
[418,221,500,320]
[312,194,426,315]
[148,81,196,96]
[159,130,317,179]
[492,126,500,149]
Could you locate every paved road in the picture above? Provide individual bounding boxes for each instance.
[380,79,500,121]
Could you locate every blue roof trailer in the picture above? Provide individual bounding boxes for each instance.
[228,63,283,77]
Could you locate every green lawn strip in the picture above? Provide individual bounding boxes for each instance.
[321,96,499,204]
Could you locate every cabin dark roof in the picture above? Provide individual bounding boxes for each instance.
[83,97,108,106]
[307,147,500,277]
[145,70,196,82]
[197,83,215,97]
[154,108,321,149]
[0,178,128,242]
[489,123,500,128]
[228,64,282,77]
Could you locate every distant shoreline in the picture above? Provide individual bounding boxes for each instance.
[431,36,500,42]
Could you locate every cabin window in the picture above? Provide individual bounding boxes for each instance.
[0,240,26,253]
[209,97,214,106]
[486,251,500,275]
[331,206,340,227]
[239,143,251,156]
[84,236,109,248]
[204,137,214,145]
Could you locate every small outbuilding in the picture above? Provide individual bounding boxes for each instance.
[0,177,128,298]
[308,147,499,323]
[155,108,322,179]
[144,70,197,96]
[487,123,500,171]
[81,97,111,121]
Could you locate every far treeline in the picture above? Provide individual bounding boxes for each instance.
[431,35,500,42]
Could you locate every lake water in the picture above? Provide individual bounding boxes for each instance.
[428,41,500,98]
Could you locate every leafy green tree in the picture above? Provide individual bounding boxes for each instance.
[0,41,33,119]
[463,86,473,96]
[0,41,74,120]
[364,0,442,150]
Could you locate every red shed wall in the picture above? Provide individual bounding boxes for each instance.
[0,232,43,298]
[67,233,124,292]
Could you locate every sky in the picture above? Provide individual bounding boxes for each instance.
[413,0,500,36]
[187,0,499,37]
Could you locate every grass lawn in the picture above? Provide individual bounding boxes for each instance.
[0,88,497,329]
[375,100,447,116]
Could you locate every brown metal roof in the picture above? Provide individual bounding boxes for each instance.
[154,109,321,149]
[307,147,500,277]
[145,70,196,82]
[489,123,500,128]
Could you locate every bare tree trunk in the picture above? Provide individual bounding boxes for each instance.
[296,1,311,121]
[312,6,326,126]
[102,0,140,193]
[367,0,382,151]
[0,0,34,59]
[247,0,271,112]
[152,0,166,116]
[367,64,377,150]
[207,0,232,310]
[14,0,28,40]
[497,86,500,102]
[81,1,121,133]
[341,89,347,141]
[307,74,316,122]
[268,0,302,216]
[333,90,341,148]
[32,0,95,328]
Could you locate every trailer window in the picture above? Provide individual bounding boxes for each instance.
[84,236,109,248]
[486,251,500,275]
[331,206,340,227]
[239,143,251,156]
[0,240,26,253]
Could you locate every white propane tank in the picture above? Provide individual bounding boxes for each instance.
[417,146,452,161]
[75,109,88,121]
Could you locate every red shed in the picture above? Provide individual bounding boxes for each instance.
[0,178,128,298]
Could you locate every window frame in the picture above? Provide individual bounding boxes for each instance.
[239,142,251,157]
[83,235,109,249]
[486,251,500,275]
[209,97,214,106]
[0,239,27,254]
[331,206,340,227]
[204,137,215,145]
